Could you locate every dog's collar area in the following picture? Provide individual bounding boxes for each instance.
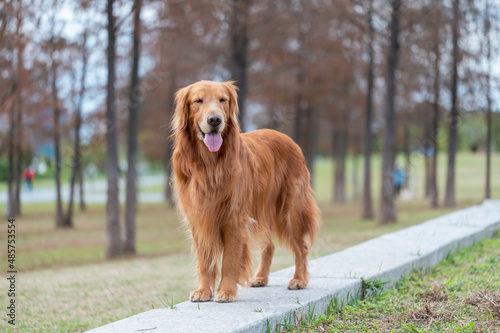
[197,122,206,138]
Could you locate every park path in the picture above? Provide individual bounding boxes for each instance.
[0,174,166,205]
[87,200,500,333]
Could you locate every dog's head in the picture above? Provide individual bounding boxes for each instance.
[172,80,239,153]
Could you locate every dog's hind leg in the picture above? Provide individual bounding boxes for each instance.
[286,184,320,290]
[288,235,310,290]
[250,239,275,287]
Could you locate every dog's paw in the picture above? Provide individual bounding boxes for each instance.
[189,289,212,302]
[250,277,268,287]
[214,290,237,303]
[287,278,307,290]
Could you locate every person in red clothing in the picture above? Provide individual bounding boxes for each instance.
[23,167,35,191]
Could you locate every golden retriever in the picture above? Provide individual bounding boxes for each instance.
[171,80,320,303]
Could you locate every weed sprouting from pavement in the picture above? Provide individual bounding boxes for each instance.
[159,295,177,309]
[362,277,389,299]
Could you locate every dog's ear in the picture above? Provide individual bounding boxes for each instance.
[172,86,190,131]
[223,81,239,118]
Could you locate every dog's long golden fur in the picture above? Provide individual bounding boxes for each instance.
[171,80,320,303]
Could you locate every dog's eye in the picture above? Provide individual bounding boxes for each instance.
[195,99,203,104]
[219,98,227,103]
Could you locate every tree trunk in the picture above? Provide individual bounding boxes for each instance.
[485,97,492,199]
[9,4,22,218]
[352,153,360,200]
[293,67,306,149]
[403,126,410,185]
[6,101,16,218]
[14,102,22,216]
[51,59,65,228]
[106,0,122,258]
[380,0,401,224]
[165,69,176,208]
[424,121,432,197]
[164,135,175,208]
[484,0,492,200]
[303,107,319,184]
[230,0,249,131]
[362,0,375,219]
[14,55,23,216]
[65,31,88,227]
[334,132,348,204]
[124,0,142,254]
[78,162,86,211]
[333,117,348,204]
[430,16,441,208]
[444,0,459,207]
[424,154,431,196]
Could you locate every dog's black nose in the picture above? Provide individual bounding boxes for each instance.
[207,114,222,128]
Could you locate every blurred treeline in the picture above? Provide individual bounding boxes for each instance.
[1,0,498,247]
[0,113,497,181]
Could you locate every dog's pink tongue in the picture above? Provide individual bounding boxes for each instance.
[204,133,223,152]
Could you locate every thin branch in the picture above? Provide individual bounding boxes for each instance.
[114,3,134,33]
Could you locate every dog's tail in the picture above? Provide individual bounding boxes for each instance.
[301,187,321,246]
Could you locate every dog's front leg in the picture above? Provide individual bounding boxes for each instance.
[190,244,218,302]
[214,226,245,303]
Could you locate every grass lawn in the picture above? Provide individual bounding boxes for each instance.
[295,232,500,333]
[0,152,498,332]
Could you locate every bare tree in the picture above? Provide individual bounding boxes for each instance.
[303,107,319,183]
[292,28,307,150]
[14,44,24,216]
[124,0,143,254]
[1,3,18,218]
[430,4,441,208]
[164,69,176,208]
[65,31,88,226]
[78,163,86,211]
[403,126,410,174]
[290,26,315,180]
[50,37,65,228]
[164,135,175,208]
[293,65,306,148]
[380,0,402,224]
[424,115,432,198]
[352,152,360,200]
[333,108,349,204]
[106,0,122,258]
[484,0,492,200]
[444,0,460,207]
[6,97,16,218]
[362,0,375,219]
[14,100,22,216]
[7,3,23,218]
[229,0,250,130]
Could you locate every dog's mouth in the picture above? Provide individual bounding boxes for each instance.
[197,122,223,152]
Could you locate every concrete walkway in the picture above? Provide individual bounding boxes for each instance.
[87,200,500,333]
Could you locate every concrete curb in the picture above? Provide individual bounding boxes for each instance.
[87,200,500,333]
